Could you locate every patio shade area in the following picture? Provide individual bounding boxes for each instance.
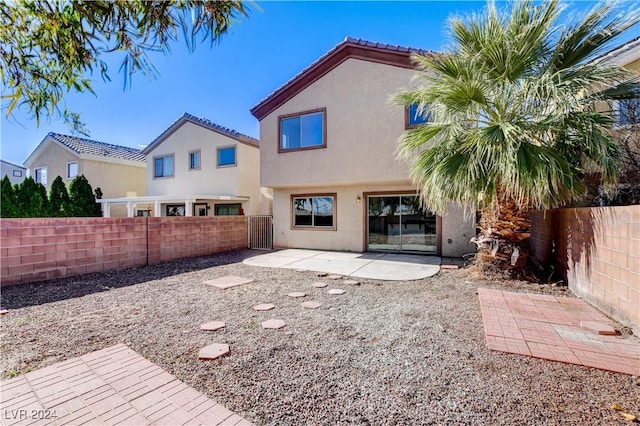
[243,249,441,280]
[0,344,251,425]
[478,288,640,375]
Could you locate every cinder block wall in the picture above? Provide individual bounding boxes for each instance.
[147,217,247,264]
[530,206,640,334]
[1,217,247,286]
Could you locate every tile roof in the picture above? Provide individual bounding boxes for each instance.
[143,113,259,155]
[47,133,146,162]
[250,37,433,120]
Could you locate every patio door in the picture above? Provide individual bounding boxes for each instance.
[366,194,437,253]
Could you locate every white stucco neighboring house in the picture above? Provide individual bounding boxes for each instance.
[99,113,270,217]
[1,159,27,185]
[250,37,476,257]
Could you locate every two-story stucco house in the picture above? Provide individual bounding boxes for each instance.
[99,113,267,217]
[24,133,147,214]
[1,160,26,185]
[250,38,476,257]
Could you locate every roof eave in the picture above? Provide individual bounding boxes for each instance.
[250,42,422,121]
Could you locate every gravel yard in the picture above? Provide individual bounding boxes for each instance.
[1,249,638,425]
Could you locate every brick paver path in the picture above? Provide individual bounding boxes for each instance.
[478,288,640,375]
[0,344,252,425]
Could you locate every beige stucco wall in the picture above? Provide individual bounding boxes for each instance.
[82,159,146,200]
[146,121,242,197]
[26,139,79,189]
[237,141,262,215]
[260,58,415,188]
[272,184,475,256]
[625,57,640,74]
[25,138,146,200]
[259,58,475,256]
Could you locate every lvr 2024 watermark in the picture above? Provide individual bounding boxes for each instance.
[3,409,57,420]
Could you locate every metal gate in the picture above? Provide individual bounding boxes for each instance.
[248,215,273,250]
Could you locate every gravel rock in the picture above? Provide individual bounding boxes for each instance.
[1,249,638,425]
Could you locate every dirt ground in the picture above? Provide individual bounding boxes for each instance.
[1,249,638,425]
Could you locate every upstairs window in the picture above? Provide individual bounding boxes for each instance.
[34,167,47,185]
[189,150,201,170]
[154,155,174,178]
[292,195,335,229]
[619,98,640,125]
[217,146,236,167]
[406,103,431,129]
[12,170,22,177]
[67,162,78,178]
[279,109,326,152]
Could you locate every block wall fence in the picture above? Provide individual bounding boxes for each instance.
[0,217,247,286]
[530,206,640,334]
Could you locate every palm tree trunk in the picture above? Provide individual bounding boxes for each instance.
[471,198,536,279]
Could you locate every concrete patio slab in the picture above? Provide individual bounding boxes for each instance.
[478,288,640,375]
[243,249,441,281]
[0,344,252,425]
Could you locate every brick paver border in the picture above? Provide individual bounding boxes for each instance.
[478,288,640,375]
[0,344,253,425]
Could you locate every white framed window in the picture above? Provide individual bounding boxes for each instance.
[34,167,48,185]
[189,150,201,170]
[292,194,336,229]
[217,146,236,167]
[67,162,78,178]
[154,155,175,178]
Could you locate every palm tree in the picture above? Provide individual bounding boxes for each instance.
[395,0,640,277]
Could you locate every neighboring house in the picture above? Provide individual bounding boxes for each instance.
[24,133,147,216]
[1,159,26,185]
[99,113,267,217]
[250,37,476,256]
[595,36,640,125]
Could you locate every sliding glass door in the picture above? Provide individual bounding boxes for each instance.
[367,194,437,253]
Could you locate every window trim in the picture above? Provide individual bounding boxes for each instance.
[290,193,337,231]
[153,154,175,179]
[214,203,242,216]
[188,150,201,171]
[278,108,327,153]
[12,170,22,177]
[216,145,237,168]
[34,166,48,185]
[405,104,431,129]
[67,161,78,179]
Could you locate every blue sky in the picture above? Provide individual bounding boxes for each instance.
[1,1,638,165]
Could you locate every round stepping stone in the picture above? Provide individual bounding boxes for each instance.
[288,292,306,298]
[301,301,322,309]
[198,343,230,360]
[343,280,360,285]
[312,282,328,288]
[253,303,275,311]
[0,309,8,315]
[326,274,342,280]
[200,321,226,331]
[262,319,286,329]
[327,289,346,295]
